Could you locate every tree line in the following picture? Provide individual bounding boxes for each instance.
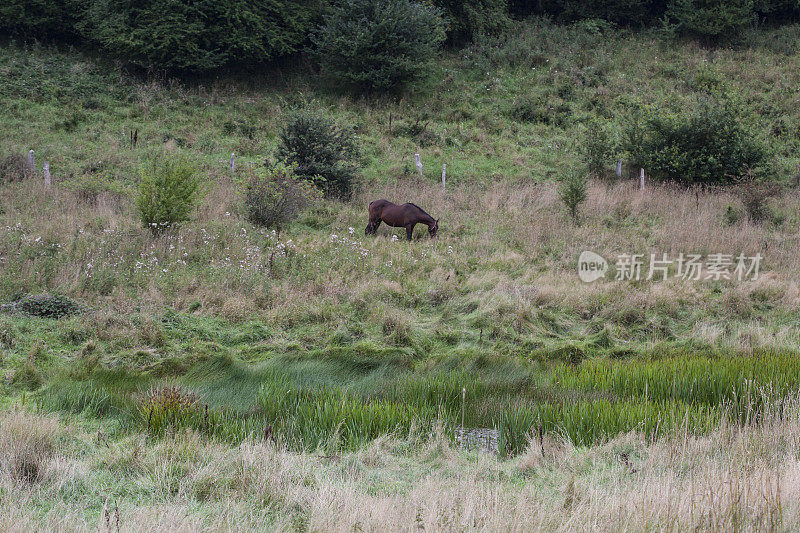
[2,0,798,74]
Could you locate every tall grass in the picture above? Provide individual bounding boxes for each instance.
[552,353,800,418]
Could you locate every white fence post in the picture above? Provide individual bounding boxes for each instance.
[441,164,446,191]
[43,161,51,188]
[28,150,35,173]
[414,153,423,177]
[616,159,622,178]
[230,152,235,174]
[640,168,645,190]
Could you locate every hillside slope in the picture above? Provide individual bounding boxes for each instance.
[2,21,800,529]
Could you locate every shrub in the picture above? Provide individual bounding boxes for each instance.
[243,162,321,230]
[582,120,617,178]
[311,0,446,93]
[77,0,320,71]
[667,0,755,42]
[136,157,201,234]
[558,171,588,222]
[275,109,361,197]
[16,294,82,319]
[622,92,770,186]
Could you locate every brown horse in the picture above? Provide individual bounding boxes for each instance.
[365,200,439,240]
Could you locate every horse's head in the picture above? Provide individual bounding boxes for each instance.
[429,219,439,238]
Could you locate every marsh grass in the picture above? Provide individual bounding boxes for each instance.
[31,350,800,458]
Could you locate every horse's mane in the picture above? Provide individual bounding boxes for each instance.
[407,202,432,219]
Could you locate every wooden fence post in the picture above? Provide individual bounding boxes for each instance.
[441,164,446,191]
[28,150,35,173]
[640,168,645,190]
[43,161,51,188]
[616,159,622,178]
[414,154,423,177]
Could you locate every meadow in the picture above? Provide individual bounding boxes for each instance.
[3,19,800,530]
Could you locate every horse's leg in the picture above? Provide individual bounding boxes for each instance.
[365,217,381,236]
[405,224,415,241]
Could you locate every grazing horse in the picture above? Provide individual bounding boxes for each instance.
[365,200,439,240]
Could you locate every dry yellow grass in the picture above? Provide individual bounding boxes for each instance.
[1,400,798,532]
[3,175,800,350]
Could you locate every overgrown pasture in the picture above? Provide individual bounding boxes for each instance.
[3,21,800,530]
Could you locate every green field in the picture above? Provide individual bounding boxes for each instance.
[3,20,800,530]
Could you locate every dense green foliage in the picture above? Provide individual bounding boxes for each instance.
[509,0,798,29]
[623,92,770,185]
[78,0,319,71]
[310,0,446,92]
[667,0,755,40]
[510,0,666,24]
[136,157,201,234]
[0,0,80,37]
[1,0,321,71]
[242,162,320,230]
[4,0,800,73]
[434,0,510,42]
[275,109,361,198]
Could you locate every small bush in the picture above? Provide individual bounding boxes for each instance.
[18,294,82,319]
[558,171,588,222]
[136,157,201,235]
[275,109,361,198]
[311,0,446,93]
[243,162,321,230]
[622,92,770,186]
